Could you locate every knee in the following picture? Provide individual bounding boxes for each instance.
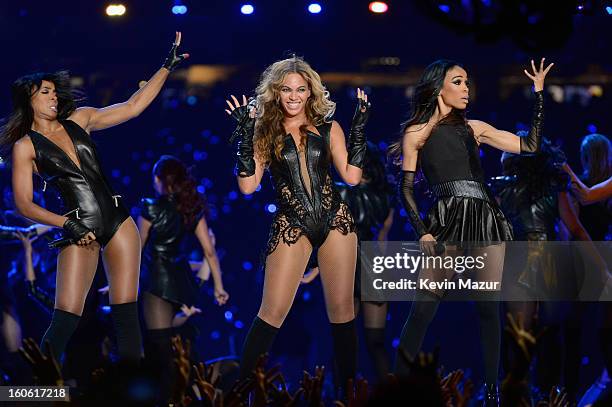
[54,301,84,317]
[326,300,355,324]
[257,308,286,328]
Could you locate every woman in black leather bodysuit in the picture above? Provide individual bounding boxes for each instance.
[225,56,369,391]
[388,58,553,404]
[0,32,189,363]
[137,155,228,402]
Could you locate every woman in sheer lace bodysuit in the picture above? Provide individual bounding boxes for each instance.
[225,56,370,391]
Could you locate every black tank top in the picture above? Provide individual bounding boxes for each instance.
[420,123,485,185]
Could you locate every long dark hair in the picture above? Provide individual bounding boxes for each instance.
[153,155,207,226]
[388,59,469,164]
[501,135,569,200]
[0,71,82,155]
[580,133,611,186]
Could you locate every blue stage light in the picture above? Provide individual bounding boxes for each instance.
[256,184,262,192]
[242,261,253,271]
[186,95,197,105]
[224,311,233,321]
[607,6,612,15]
[211,331,220,340]
[172,5,187,15]
[587,124,597,133]
[392,338,399,348]
[228,190,239,200]
[241,4,254,15]
[234,320,244,329]
[266,204,277,213]
[308,3,322,14]
[438,4,450,13]
[302,291,311,301]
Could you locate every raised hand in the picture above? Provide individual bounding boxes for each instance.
[301,366,325,407]
[440,370,474,407]
[225,94,257,145]
[192,361,218,404]
[163,31,190,72]
[347,88,371,169]
[180,304,202,318]
[170,336,192,406]
[19,338,63,386]
[523,58,554,92]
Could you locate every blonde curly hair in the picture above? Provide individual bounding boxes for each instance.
[253,57,336,163]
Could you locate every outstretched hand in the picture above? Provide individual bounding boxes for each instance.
[523,58,554,92]
[19,338,63,386]
[163,31,189,72]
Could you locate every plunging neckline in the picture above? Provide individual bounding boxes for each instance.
[30,121,83,172]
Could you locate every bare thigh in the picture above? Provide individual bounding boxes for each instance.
[258,236,312,328]
[55,242,100,315]
[318,230,358,323]
[102,218,141,305]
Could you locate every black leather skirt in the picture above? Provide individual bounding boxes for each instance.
[140,251,198,307]
[426,180,514,244]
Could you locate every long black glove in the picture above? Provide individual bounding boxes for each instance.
[520,91,544,154]
[398,171,429,238]
[347,98,371,169]
[26,280,54,313]
[49,218,92,249]
[162,40,188,72]
[229,101,257,178]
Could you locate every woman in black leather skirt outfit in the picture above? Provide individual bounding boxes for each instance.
[225,56,369,391]
[388,58,553,405]
[0,32,189,363]
[138,155,228,401]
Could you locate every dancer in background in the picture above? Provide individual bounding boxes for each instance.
[137,155,228,403]
[389,58,552,405]
[0,32,189,364]
[225,56,369,394]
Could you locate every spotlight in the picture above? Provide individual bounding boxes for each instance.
[172,5,188,15]
[438,4,450,13]
[241,4,254,15]
[369,2,388,13]
[105,4,126,16]
[308,3,322,14]
[606,6,612,15]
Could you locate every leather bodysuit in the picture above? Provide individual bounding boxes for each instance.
[29,119,129,247]
[139,195,198,306]
[265,122,355,254]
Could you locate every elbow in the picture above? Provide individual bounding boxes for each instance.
[237,179,258,195]
[344,174,362,187]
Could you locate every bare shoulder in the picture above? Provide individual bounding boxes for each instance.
[68,107,95,131]
[403,123,429,149]
[467,119,491,136]
[330,120,344,135]
[13,136,35,157]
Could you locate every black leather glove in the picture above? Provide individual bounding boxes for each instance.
[398,170,429,238]
[520,91,544,154]
[347,98,371,168]
[162,41,188,72]
[49,218,92,249]
[229,100,257,178]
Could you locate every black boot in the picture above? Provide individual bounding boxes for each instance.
[239,317,279,379]
[40,309,81,362]
[110,302,142,364]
